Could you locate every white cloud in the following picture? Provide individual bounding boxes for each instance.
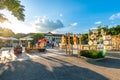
[0,9,35,33]
[52,23,79,34]
[94,21,102,25]
[109,13,120,20]
[108,24,117,28]
[70,22,78,27]
[0,10,79,34]
[0,10,65,34]
[34,16,64,33]
[0,22,35,34]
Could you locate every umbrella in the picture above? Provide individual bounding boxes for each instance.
[7,37,18,47]
[7,37,18,40]
[19,36,33,47]
[38,38,48,43]
[19,36,33,41]
[0,36,7,40]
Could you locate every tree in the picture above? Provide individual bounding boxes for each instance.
[14,33,27,39]
[32,33,45,45]
[0,27,15,37]
[106,25,120,35]
[81,33,88,44]
[0,0,25,22]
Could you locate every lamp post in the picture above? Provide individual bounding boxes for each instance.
[65,33,70,55]
[78,34,82,51]
[65,32,73,55]
[70,33,73,55]
[76,34,80,53]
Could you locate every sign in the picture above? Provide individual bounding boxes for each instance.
[90,34,96,40]
[104,41,109,45]
[106,35,111,40]
[97,44,104,49]
[93,40,97,45]
[88,40,93,45]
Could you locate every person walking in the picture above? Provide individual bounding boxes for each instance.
[52,43,54,48]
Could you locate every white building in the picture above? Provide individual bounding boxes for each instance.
[44,32,63,45]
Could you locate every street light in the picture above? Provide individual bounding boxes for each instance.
[79,34,82,51]
[76,33,80,53]
[65,32,73,55]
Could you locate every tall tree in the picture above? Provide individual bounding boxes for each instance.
[14,33,27,39]
[0,27,15,37]
[0,0,25,22]
[32,33,45,45]
[81,33,88,44]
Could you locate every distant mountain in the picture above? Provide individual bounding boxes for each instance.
[0,27,15,37]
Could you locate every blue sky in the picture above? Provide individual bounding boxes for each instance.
[1,0,120,34]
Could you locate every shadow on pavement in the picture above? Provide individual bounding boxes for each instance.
[0,58,109,80]
[87,57,120,69]
[41,56,70,64]
[106,52,120,58]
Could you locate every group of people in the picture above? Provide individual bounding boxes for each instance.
[46,42,54,48]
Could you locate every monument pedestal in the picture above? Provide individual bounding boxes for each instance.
[60,43,66,49]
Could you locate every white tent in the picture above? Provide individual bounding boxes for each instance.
[0,36,7,40]
[7,37,18,47]
[7,37,18,40]
[19,36,33,41]
[19,36,33,47]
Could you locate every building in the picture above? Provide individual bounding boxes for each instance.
[44,32,63,45]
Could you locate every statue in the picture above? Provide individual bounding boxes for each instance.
[61,35,66,44]
[68,34,70,45]
[73,34,77,45]
[60,35,66,49]
[27,41,30,48]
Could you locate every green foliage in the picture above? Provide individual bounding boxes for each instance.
[14,33,27,39]
[0,0,25,22]
[32,33,45,44]
[0,13,8,22]
[96,25,120,35]
[78,50,105,59]
[107,25,120,35]
[81,34,88,44]
[70,37,73,45]
[0,27,15,37]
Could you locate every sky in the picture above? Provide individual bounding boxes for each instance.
[0,0,120,34]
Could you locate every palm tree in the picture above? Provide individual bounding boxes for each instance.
[0,0,25,22]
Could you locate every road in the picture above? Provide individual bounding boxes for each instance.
[0,48,120,80]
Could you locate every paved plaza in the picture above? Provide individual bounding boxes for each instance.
[0,48,120,80]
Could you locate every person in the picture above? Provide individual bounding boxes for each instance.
[52,43,54,48]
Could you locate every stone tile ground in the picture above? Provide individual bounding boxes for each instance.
[0,48,120,80]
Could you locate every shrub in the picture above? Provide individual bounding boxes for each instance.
[78,50,105,59]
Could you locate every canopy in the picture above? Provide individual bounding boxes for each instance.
[7,37,18,40]
[38,38,48,43]
[19,36,33,40]
[0,36,7,40]
[6,37,18,47]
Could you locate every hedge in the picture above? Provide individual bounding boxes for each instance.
[78,50,106,59]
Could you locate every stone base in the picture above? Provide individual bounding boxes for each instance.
[60,44,66,49]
